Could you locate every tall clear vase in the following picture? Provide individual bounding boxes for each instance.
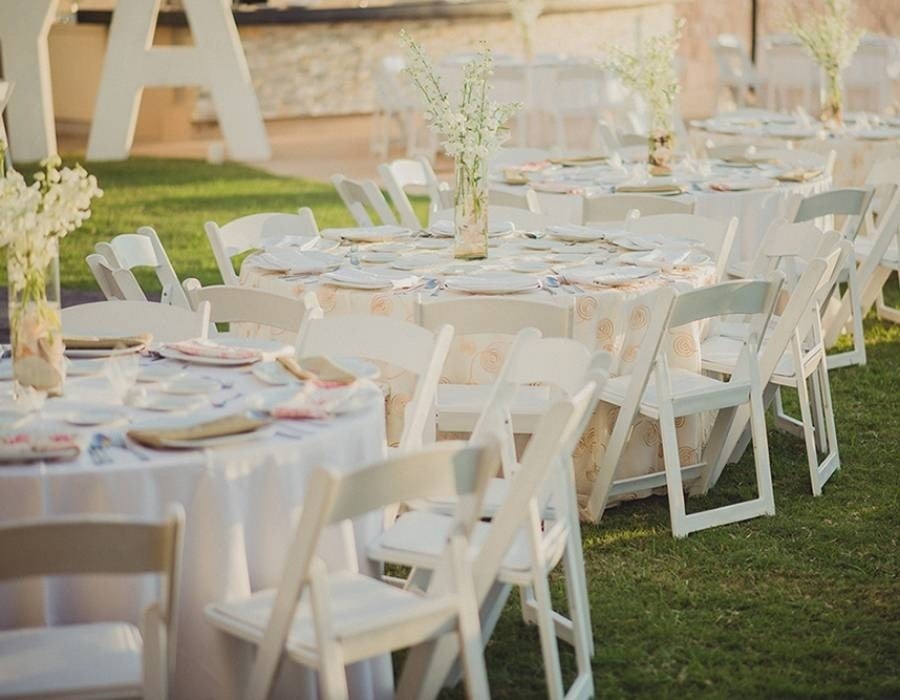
[454,157,489,260]
[8,238,65,396]
[820,69,844,128]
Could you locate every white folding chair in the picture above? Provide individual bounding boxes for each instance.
[370,390,599,700]
[699,249,845,497]
[62,300,210,343]
[582,193,694,225]
[488,187,541,212]
[626,213,739,282]
[370,55,421,158]
[182,278,322,338]
[86,252,144,301]
[710,35,765,111]
[849,158,900,327]
[550,63,609,151]
[844,37,893,113]
[754,147,837,178]
[759,38,818,113]
[418,296,574,434]
[490,147,551,168]
[586,278,783,537]
[378,157,451,229]
[206,443,498,700]
[0,506,184,700]
[204,209,320,287]
[95,226,190,308]
[295,314,453,451]
[331,174,398,227]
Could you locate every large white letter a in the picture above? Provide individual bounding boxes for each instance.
[87,0,270,161]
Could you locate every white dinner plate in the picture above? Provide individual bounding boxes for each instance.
[159,338,291,366]
[66,358,109,377]
[562,264,657,286]
[444,274,540,295]
[321,268,421,290]
[545,225,626,242]
[61,408,126,427]
[159,376,222,395]
[508,259,552,274]
[359,251,397,264]
[251,250,343,275]
[428,220,515,238]
[414,238,451,250]
[131,393,208,412]
[260,236,340,253]
[620,250,712,269]
[391,254,443,271]
[703,178,779,192]
[137,363,184,383]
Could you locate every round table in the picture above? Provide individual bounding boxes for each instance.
[0,358,390,700]
[493,156,831,263]
[240,229,718,515]
[690,114,900,187]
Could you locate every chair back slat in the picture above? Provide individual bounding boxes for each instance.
[332,174,398,227]
[0,510,183,582]
[583,193,694,223]
[62,300,210,343]
[183,279,318,333]
[669,279,779,328]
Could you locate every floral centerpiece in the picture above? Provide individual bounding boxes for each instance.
[0,144,102,395]
[509,0,543,61]
[788,0,863,127]
[401,31,520,259]
[605,18,686,169]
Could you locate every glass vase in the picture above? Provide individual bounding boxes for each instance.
[820,69,844,128]
[8,238,65,397]
[454,157,489,260]
[648,128,675,169]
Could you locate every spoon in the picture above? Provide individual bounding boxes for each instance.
[543,276,562,294]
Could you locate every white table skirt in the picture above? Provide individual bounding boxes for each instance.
[0,366,391,700]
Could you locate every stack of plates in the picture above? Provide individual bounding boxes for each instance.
[443,273,541,295]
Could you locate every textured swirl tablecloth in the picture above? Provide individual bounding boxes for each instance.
[240,237,719,515]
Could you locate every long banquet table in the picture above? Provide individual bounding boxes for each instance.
[0,357,391,700]
[240,227,719,514]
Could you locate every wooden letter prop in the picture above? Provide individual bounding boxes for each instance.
[87,0,270,161]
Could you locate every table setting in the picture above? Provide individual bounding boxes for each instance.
[0,336,391,699]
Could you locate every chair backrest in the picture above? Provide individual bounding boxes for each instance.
[378,158,446,229]
[204,210,320,286]
[428,204,555,231]
[488,187,541,212]
[86,252,145,301]
[627,213,738,281]
[95,226,190,308]
[62,300,210,343]
[705,142,758,160]
[582,193,694,224]
[793,187,875,241]
[182,278,322,335]
[490,147,550,168]
[0,505,185,686]
[669,277,782,329]
[419,296,573,338]
[754,147,837,177]
[712,34,756,84]
[295,314,454,449]
[247,442,499,700]
[747,220,842,280]
[331,174,398,227]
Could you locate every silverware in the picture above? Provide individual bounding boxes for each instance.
[212,392,244,408]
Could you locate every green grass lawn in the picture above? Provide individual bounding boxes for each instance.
[28,157,900,697]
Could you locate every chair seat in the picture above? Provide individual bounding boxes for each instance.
[726,260,753,279]
[600,368,752,419]
[426,477,557,520]
[436,384,552,433]
[0,622,143,700]
[368,510,566,584]
[205,571,458,666]
[701,334,822,384]
[855,235,899,268]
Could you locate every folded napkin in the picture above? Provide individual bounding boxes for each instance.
[615,184,686,195]
[252,250,341,275]
[128,414,269,449]
[165,339,261,361]
[775,168,823,182]
[721,155,779,166]
[531,181,584,195]
[0,432,81,463]
[550,154,609,166]
[502,168,530,185]
[270,383,361,420]
[64,334,152,351]
[277,355,357,387]
[512,160,550,172]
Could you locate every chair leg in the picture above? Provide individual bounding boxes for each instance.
[529,573,566,700]
[562,538,596,687]
[795,372,824,496]
[658,406,689,538]
[748,379,776,516]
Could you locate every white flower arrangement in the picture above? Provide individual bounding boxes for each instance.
[508,0,543,59]
[0,153,102,292]
[400,30,521,171]
[605,18,686,135]
[789,0,863,76]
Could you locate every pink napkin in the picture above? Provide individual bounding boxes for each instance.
[0,432,81,463]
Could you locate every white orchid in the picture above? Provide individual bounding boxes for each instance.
[605,18,686,134]
[789,0,863,75]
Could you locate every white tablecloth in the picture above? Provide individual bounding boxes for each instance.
[0,359,390,699]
